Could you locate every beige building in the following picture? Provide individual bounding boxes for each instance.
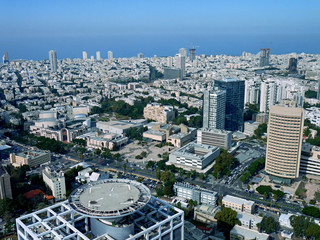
[0,166,12,199]
[222,195,255,214]
[143,103,175,123]
[265,105,305,184]
[42,167,66,201]
[10,151,51,168]
[193,204,219,224]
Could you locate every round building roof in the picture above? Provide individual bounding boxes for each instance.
[68,179,151,219]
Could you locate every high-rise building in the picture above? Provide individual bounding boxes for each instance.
[175,54,186,78]
[96,51,101,61]
[42,166,66,201]
[202,89,226,129]
[167,56,173,67]
[108,51,113,60]
[82,51,87,60]
[189,48,196,61]
[214,79,245,131]
[0,166,12,199]
[259,48,270,67]
[164,67,182,80]
[179,48,187,57]
[16,179,184,240]
[288,57,298,73]
[259,81,279,112]
[2,51,9,64]
[317,74,320,100]
[245,80,260,105]
[137,52,144,58]
[265,105,305,184]
[49,50,57,72]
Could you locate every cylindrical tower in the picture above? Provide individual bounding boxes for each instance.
[69,179,151,240]
[265,105,305,184]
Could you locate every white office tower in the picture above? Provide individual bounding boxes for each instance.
[137,52,144,58]
[96,51,101,61]
[175,54,186,78]
[203,89,226,129]
[108,51,113,60]
[259,81,279,112]
[179,48,187,57]
[245,79,261,104]
[167,56,173,67]
[91,56,94,61]
[16,179,184,240]
[82,51,87,60]
[49,50,57,72]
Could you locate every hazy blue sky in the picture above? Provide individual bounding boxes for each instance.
[1,0,319,60]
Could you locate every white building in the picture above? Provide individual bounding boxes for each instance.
[108,51,113,60]
[260,81,279,112]
[300,143,320,176]
[279,213,293,229]
[42,167,66,201]
[168,142,220,173]
[197,128,232,150]
[16,179,184,240]
[82,51,87,60]
[96,51,101,61]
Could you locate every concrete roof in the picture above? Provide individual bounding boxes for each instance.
[230,225,269,240]
[223,195,254,207]
[69,179,151,219]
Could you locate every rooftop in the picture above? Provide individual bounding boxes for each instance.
[223,195,255,207]
[69,179,151,219]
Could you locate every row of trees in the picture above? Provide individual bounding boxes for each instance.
[212,150,239,179]
[240,157,265,183]
[256,185,285,200]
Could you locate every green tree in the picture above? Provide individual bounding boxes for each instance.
[290,215,312,238]
[254,123,268,139]
[259,216,279,234]
[305,90,318,99]
[306,223,320,239]
[302,206,320,218]
[215,207,240,238]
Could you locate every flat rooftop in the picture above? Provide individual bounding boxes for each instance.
[69,179,151,218]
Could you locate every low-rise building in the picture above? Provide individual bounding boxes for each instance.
[243,121,260,137]
[77,132,128,150]
[96,120,144,135]
[42,166,66,201]
[279,213,293,229]
[168,142,220,173]
[0,166,12,199]
[143,130,166,142]
[173,182,218,205]
[197,128,232,150]
[222,195,255,214]
[10,150,51,168]
[143,103,175,123]
[237,212,262,230]
[230,225,269,240]
[193,204,219,224]
[300,143,320,176]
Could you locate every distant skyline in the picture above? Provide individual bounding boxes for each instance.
[1,0,320,60]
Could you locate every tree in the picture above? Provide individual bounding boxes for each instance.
[305,90,318,99]
[256,185,273,195]
[259,216,279,234]
[215,207,240,238]
[94,148,102,156]
[290,215,312,238]
[302,206,320,218]
[254,123,267,139]
[306,223,320,239]
[213,151,238,179]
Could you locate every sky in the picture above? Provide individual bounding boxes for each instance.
[1,0,320,60]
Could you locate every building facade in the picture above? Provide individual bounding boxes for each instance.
[260,48,270,67]
[173,183,218,205]
[222,195,255,214]
[10,151,51,168]
[202,89,226,129]
[197,128,232,150]
[265,106,305,184]
[168,142,220,173]
[42,167,66,201]
[214,78,245,132]
[143,103,175,123]
[49,50,57,72]
[0,166,12,199]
